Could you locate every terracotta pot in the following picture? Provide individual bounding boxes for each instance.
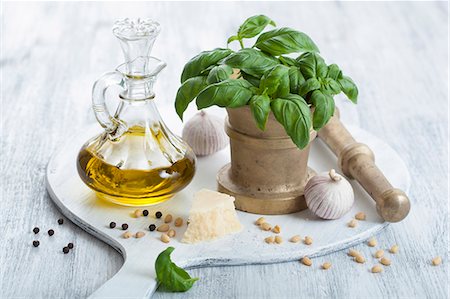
[217,106,316,214]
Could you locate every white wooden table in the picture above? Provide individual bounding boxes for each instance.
[1,2,448,298]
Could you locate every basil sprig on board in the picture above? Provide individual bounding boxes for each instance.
[155,247,199,292]
[174,14,359,149]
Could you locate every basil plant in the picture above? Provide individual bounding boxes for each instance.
[175,15,358,149]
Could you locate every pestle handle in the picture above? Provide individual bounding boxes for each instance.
[317,110,410,222]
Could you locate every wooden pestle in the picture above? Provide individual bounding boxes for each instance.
[317,109,410,222]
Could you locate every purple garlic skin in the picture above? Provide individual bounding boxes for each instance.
[304,169,354,220]
[182,111,228,156]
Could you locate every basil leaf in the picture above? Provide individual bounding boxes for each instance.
[175,76,207,120]
[310,90,335,130]
[249,94,271,130]
[227,35,239,45]
[255,28,319,56]
[260,65,290,97]
[155,247,199,292]
[237,15,276,39]
[241,72,261,87]
[196,79,253,109]
[207,65,233,84]
[323,78,341,95]
[298,77,320,96]
[279,56,299,67]
[200,64,217,75]
[316,58,328,78]
[224,48,279,78]
[288,66,305,94]
[327,64,341,80]
[181,48,233,83]
[271,94,312,149]
[297,52,328,79]
[338,76,358,103]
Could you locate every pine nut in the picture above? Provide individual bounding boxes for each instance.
[255,217,266,226]
[122,231,132,239]
[371,265,383,273]
[322,262,332,270]
[134,209,142,218]
[368,238,377,247]
[275,236,283,244]
[355,212,366,220]
[380,257,391,266]
[261,222,272,231]
[348,219,357,228]
[355,255,365,264]
[290,235,301,243]
[301,256,312,266]
[304,236,313,245]
[135,231,145,238]
[389,244,399,254]
[174,217,183,227]
[272,225,281,234]
[348,249,360,257]
[157,224,170,232]
[168,229,176,238]
[432,256,442,266]
[160,233,170,243]
[265,236,275,244]
[374,250,384,258]
[164,214,173,223]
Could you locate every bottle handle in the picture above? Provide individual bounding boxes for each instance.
[92,71,127,139]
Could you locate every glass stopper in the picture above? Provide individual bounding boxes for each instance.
[112,18,161,66]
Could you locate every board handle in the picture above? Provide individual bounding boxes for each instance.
[89,256,158,298]
[317,109,411,222]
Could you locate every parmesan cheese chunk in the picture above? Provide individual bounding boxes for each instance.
[182,189,243,244]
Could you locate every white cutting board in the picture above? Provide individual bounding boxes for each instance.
[45,118,410,298]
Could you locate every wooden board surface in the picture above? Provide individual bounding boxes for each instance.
[45,121,409,298]
[1,2,448,298]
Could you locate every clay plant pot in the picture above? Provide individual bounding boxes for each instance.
[217,106,316,215]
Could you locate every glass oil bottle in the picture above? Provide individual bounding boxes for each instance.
[77,18,196,206]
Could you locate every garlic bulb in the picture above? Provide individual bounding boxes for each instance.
[182,111,228,156]
[304,169,354,220]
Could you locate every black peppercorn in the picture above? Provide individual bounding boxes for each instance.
[48,229,54,236]
[33,240,40,247]
[143,210,149,216]
[67,243,74,249]
[155,211,162,219]
[33,227,40,234]
[63,247,69,254]
[149,224,156,231]
[58,218,64,225]
[109,222,116,229]
[122,223,128,230]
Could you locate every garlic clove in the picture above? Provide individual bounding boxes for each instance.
[182,111,229,156]
[304,169,354,220]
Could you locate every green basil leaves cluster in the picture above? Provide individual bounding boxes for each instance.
[175,14,359,149]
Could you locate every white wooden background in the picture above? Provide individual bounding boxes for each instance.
[1,1,448,298]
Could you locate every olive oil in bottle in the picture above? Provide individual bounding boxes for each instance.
[77,127,196,206]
